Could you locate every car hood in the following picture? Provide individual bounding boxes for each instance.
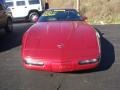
[22,21,100,62]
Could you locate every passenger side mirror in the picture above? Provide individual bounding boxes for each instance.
[82,16,87,21]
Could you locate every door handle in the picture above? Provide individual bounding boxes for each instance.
[12,8,14,9]
[25,7,27,8]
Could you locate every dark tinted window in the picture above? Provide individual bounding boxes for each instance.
[16,1,25,6]
[6,2,13,7]
[39,9,82,22]
[28,0,40,5]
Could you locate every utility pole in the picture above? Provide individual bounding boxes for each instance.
[77,0,80,12]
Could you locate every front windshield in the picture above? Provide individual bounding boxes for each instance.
[39,9,83,22]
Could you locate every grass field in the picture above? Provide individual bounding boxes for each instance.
[42,0,120,24]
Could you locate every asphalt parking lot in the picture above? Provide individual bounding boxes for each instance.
[0,23,120,90]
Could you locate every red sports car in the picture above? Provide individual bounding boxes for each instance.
[22,9,101,72]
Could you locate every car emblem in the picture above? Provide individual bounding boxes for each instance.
[57,43,64,48]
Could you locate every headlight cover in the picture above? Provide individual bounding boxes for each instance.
[79,58,99,65]
[25,57,44,66]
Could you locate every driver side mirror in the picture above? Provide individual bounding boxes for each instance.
[33,17,39,22]
[31,15,39,22]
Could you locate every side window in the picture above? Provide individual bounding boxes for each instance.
[0,3,3,10]
[28,0,40,5]
[6,2,13,7]
[16,1,25,6]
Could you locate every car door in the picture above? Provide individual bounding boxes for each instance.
[11,0,28,18]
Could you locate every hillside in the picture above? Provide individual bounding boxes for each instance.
[42,0,120,24]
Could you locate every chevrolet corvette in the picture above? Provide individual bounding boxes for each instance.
[22,9,101,72]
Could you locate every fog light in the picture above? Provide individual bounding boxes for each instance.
[79,59,98,65]
[25,57,44,66]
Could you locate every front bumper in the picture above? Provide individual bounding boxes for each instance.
[23,60,99,72]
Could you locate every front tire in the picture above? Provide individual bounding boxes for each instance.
[5,18,13,33]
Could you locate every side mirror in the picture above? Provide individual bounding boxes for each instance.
[33,17,39,22]
[31,15,39,22]
[82,16,87,21]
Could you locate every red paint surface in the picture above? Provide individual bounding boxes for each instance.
[22,21,101,72]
